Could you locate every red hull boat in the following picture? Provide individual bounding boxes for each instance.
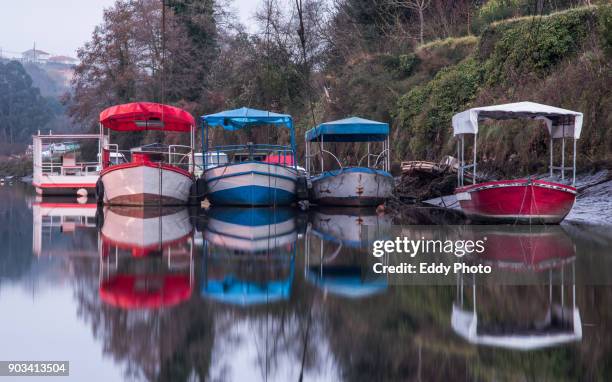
[452,102,583,225]
[456,179,576,224]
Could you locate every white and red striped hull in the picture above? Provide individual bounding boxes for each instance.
[100,163,193,206]
[33,174,98,196]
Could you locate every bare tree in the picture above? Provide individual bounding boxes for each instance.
[389,0,431,45]
[67,0,197,128]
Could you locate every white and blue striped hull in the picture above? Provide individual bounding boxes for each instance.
[204,207,297,252]
[204,162,298,206]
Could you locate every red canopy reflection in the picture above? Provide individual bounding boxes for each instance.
[100,274,192,309]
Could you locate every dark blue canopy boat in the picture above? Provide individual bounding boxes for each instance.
[305,116,393,206]
[305,116,389,142]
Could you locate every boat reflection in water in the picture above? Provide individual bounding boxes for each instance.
[32,196,99,257]
[305,208,391,298]
[476,225,576,271]
[202,207,297,306]
[98,206,194,309]
[452,225,581,350]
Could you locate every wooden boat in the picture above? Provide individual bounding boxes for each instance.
[201,207,296,306]
[97,102,196,206]
[456,179,577,224]
[98,206,194,309]
[305,117,394,206]
[32,132,101,196]
[453,102,582,224]
[401,155,474,181]
[201,107,299,206]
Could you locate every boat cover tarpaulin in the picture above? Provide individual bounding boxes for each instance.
[202,107,293,130]
[99,102,195,132]
[264,154,295,166]
[306,116,389,142]
[452,101,583,139]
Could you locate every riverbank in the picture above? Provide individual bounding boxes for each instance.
[0,157,32,178]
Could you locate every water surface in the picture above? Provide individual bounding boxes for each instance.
[1,183,612,381]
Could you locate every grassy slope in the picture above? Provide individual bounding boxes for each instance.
[393,5,611,176]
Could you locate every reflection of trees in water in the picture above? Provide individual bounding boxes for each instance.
[204,254,332,381]
[70,253,332,381]
[469,285,612,381]
[210,308,323,381]
[321,284,612,381]
[71,257,214,381]
[0,184,34,281]
[321,286,463,381]
[61,243,612,381]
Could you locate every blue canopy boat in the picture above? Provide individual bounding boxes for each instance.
[305,117,394,206]
[201,107,298,206]
[201,207,297,306]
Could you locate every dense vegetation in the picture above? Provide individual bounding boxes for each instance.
[0,0,603,176]
[64,0,610,176]
[395,5,611,176]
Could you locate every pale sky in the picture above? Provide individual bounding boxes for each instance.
[0,0,259,59]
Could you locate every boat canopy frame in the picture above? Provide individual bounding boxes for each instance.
[452,102,583,187]
[305,117,391,175]
[452,263,581,350]
[98,102,196,172]
[32,131,103,178]
[201,107,297,169]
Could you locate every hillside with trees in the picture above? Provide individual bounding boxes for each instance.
[0,60,58,155]
[64,0,611,175]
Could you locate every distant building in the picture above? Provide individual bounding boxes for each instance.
[47,55,78,66]
[22,48,50,64]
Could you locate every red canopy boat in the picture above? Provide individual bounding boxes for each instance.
[453,102,583,224]
[97,102,196,206]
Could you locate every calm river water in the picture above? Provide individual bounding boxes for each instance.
[1,183,612,381]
